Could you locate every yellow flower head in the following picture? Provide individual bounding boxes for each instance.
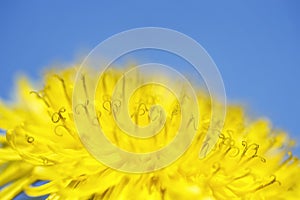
[0,66,299,199]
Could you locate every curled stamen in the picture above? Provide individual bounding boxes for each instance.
[240,141,266,163]
[226,146,240,158]
[180,94,190,104]
[26,136,34,144]
[199,140,210,158]
[278,152,294,169]
[75,100,89,115]
[51,107,67,123]
[149,106,161,122]
[137,103,148,116]
[40,156,56,166]
[186,115,198,131]
[103,100,111,113]
[260,157,267,163]
[219,133,225,140]
[240,141,248,160]
[245,143,259,158]
[171,103,180,119]
[54,125,71,137]
[255,175,277,191]
[232,168,252,181]
[81,74,89,99]
[218,134,240,158]
[223,136,235,147]
[242,141,247,147]
[75,100,98,126]
[226,130,234,137]
[42,157,49,165]
[211,162,221,175]
[30,91,50,107]
[92,111,102,126]
[53,75,71,104]
[112,99,121,114]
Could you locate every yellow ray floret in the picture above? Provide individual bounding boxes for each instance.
[0,66,299,199]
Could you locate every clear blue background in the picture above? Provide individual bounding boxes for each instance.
[0,0,299,176]
[0,1,299,199]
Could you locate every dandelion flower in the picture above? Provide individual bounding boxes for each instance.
[0,66,299,199]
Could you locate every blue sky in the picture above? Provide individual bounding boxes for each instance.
[0,0,299,158]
